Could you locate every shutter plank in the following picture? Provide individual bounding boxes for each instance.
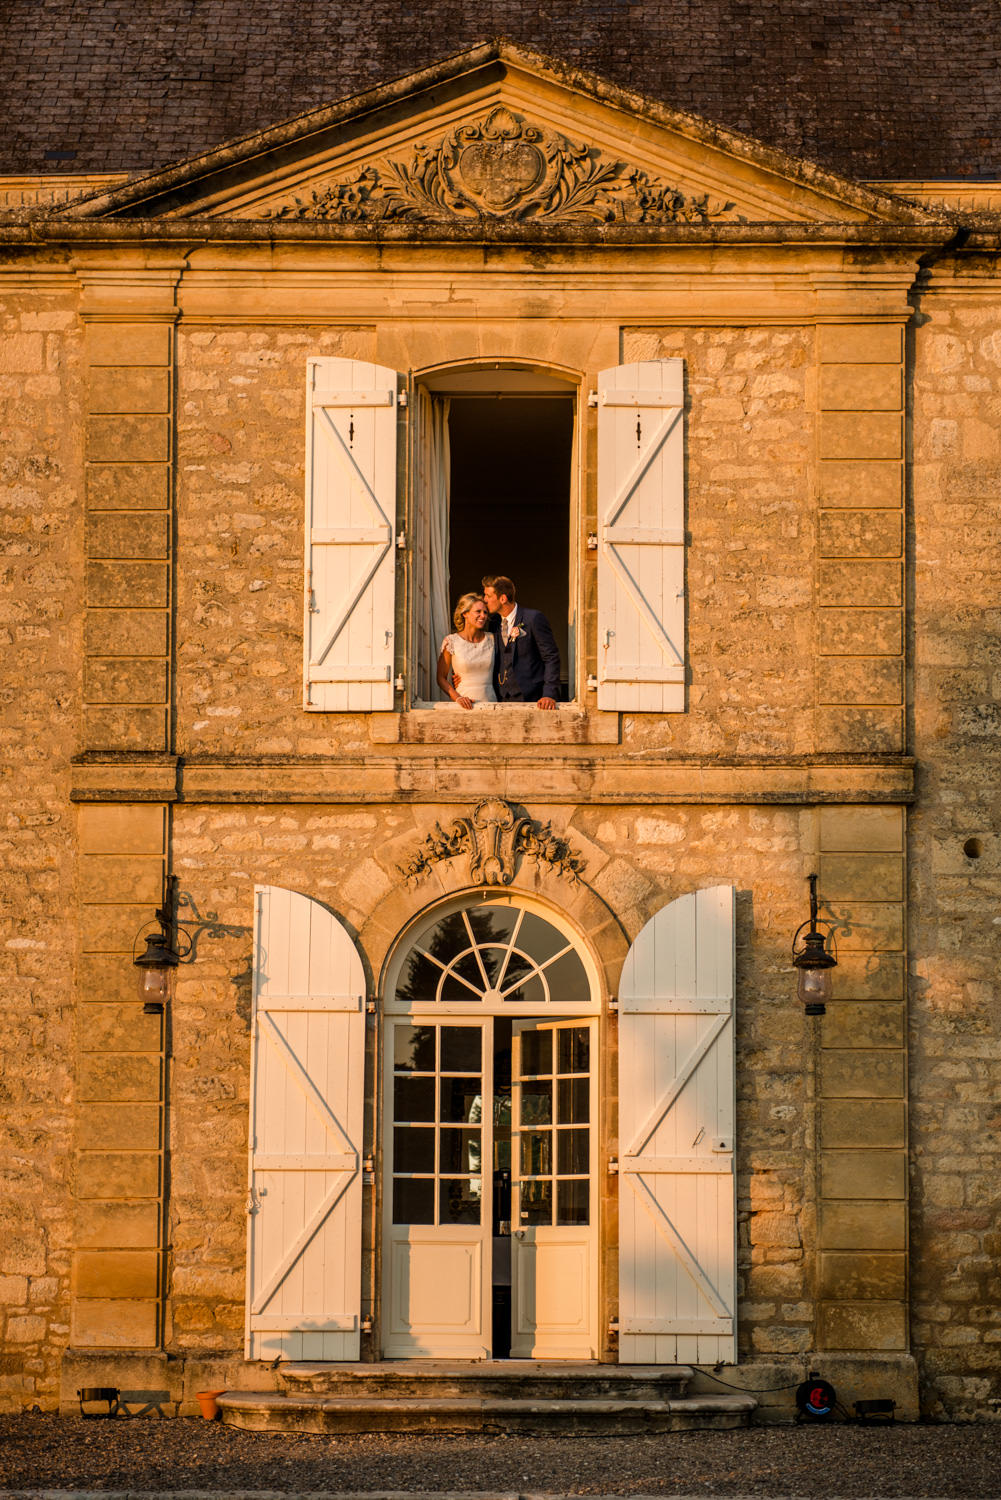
[618,886,736,1366]
[597,360,686,713]
[247,886,365,1362]
[305,359,400,711]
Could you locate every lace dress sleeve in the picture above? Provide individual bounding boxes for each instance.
[440,633,456,657]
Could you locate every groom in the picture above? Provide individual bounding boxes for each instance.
[482,574,560,710]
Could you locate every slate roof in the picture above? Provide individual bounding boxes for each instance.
[3,0,1000,182]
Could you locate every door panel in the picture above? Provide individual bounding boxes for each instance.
[383,1019,491,1357]
[510,1020,597,1358]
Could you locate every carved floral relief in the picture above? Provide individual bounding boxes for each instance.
[398,797,586,889]
[264,106,738,226]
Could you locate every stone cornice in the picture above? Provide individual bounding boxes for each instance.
[69,754,916,805]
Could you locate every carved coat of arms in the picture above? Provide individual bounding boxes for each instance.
[266,107,737,226]
[398,798,586,889]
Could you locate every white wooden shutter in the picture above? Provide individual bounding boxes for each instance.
[305,358,400,711]
[618,885,736,1365]
[596,360,685,712]
[246,886,366,1361]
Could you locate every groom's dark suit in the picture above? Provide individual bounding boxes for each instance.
[489,606,561,702]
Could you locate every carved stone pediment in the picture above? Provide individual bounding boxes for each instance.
[399,798,586,889]
[264,107,738,226]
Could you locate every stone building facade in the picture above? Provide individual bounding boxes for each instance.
[0,23,999,1423]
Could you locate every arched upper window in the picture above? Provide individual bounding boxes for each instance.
[385,897,599,1014]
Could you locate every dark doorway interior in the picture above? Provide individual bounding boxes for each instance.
[447,398,574,695]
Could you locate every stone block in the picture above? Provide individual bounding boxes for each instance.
[815,706,903,753]
[78,1054,162,1103]
[71,1298,158,1348]
[78,1003,162,1053]
[80,952,153,1005]
[818,1252,906,1301]
[820,364,902,412]
[88,415,170,463]
[818,658,902,704]
[818,325,903,364]
[819,1200,906,1249]
[819,510,902,558]
[86,561,168,609]
[821,1099,906,1148]
[84,658,168,705]
[820,1048,906,1099]
[822,1002,905,1049]
[831,950,904,1000]
[80,902,154,953]
[819,608,902,655]
[819,412,902,461]
[77,1104,161,1151]
[74,1201,160,1249]
[88,367,170,414]
[87,463,170,511]
[78,805,165,857]
[5,1315,46,1343]
[87,513,169,560]
[85,608,168,656]
[820,854,903,900]
[86,324,171,366]
[74,1250,159,1299]
[826,901,903,952]
[818,1301,907,1351]
[79,856,165,905]
[820,806,903,854]
[0,331,44,372]
[75,1151,160,1199]
[818,460,902,508]
[821,1149,906,1199]
[83,705,169,752]
[817,561,902,607]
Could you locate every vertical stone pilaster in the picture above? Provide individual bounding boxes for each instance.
[72,804,167,1348]
[816,322,905,753]
[815,806,908,1353]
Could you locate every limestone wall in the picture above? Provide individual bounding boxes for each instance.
[0,289,83,1407]
[908,272,1001,1418]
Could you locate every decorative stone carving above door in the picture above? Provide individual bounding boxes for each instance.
[265,107,737,225]
[398,797,586,888]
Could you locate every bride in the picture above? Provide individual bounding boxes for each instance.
[436,592,497,708]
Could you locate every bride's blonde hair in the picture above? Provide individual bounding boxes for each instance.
[453,591,485,630]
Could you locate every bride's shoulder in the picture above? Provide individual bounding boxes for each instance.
[440,631,458,654]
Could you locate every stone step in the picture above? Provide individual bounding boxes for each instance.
[277,1360,695,1401]
[218,1389,756,1436]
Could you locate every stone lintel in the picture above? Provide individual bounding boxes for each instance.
[69,756,916,804]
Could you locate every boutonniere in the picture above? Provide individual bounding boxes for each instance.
[508,625,523,641]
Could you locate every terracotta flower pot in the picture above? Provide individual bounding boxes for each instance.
[195,1389,226,1420]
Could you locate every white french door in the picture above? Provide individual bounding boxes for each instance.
[382,1019,492,1357]
[510,1019,597,1358]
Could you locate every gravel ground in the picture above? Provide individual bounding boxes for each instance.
[1,1415,1000,1497]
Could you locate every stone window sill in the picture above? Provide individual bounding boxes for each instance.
[369,704,619,744]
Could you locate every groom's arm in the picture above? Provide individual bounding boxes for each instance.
[530,610,561,701]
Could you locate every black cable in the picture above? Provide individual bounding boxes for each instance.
[695,1367,803,1395]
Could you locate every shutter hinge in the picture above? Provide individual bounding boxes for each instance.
[608,996,618,1012]
[363,1155,375,1185]
[588,390,598,408]
[395,673,405,693]
[586,531,598,551]
[608,1157,619,1175]
[396,530,406,549]
[397,391,407,408]
[361,1316,374,1334]
[586,674,598,692]
[366,999,376,1013]
[608,1317,619,1335]
[246,1187,261,1215]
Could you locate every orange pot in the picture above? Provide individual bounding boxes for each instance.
[195,1388,226,1420]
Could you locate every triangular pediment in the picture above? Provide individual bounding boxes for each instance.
[59,42,934,230]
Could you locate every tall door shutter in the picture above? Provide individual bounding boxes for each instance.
[596,360,685,712]
[246,886,366,1361]
[305,358,401,711]
[618,885,736,1365]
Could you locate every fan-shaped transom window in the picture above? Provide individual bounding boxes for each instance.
[386,899,598,1014]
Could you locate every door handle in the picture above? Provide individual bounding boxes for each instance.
[514,1229,526,1239]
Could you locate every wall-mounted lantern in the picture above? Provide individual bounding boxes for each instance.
[791,872,837,1016]
[133,875,250,1013]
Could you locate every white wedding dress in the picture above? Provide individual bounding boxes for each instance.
[442,632,497,704]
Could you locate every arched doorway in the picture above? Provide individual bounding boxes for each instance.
[380,892,601,1359]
